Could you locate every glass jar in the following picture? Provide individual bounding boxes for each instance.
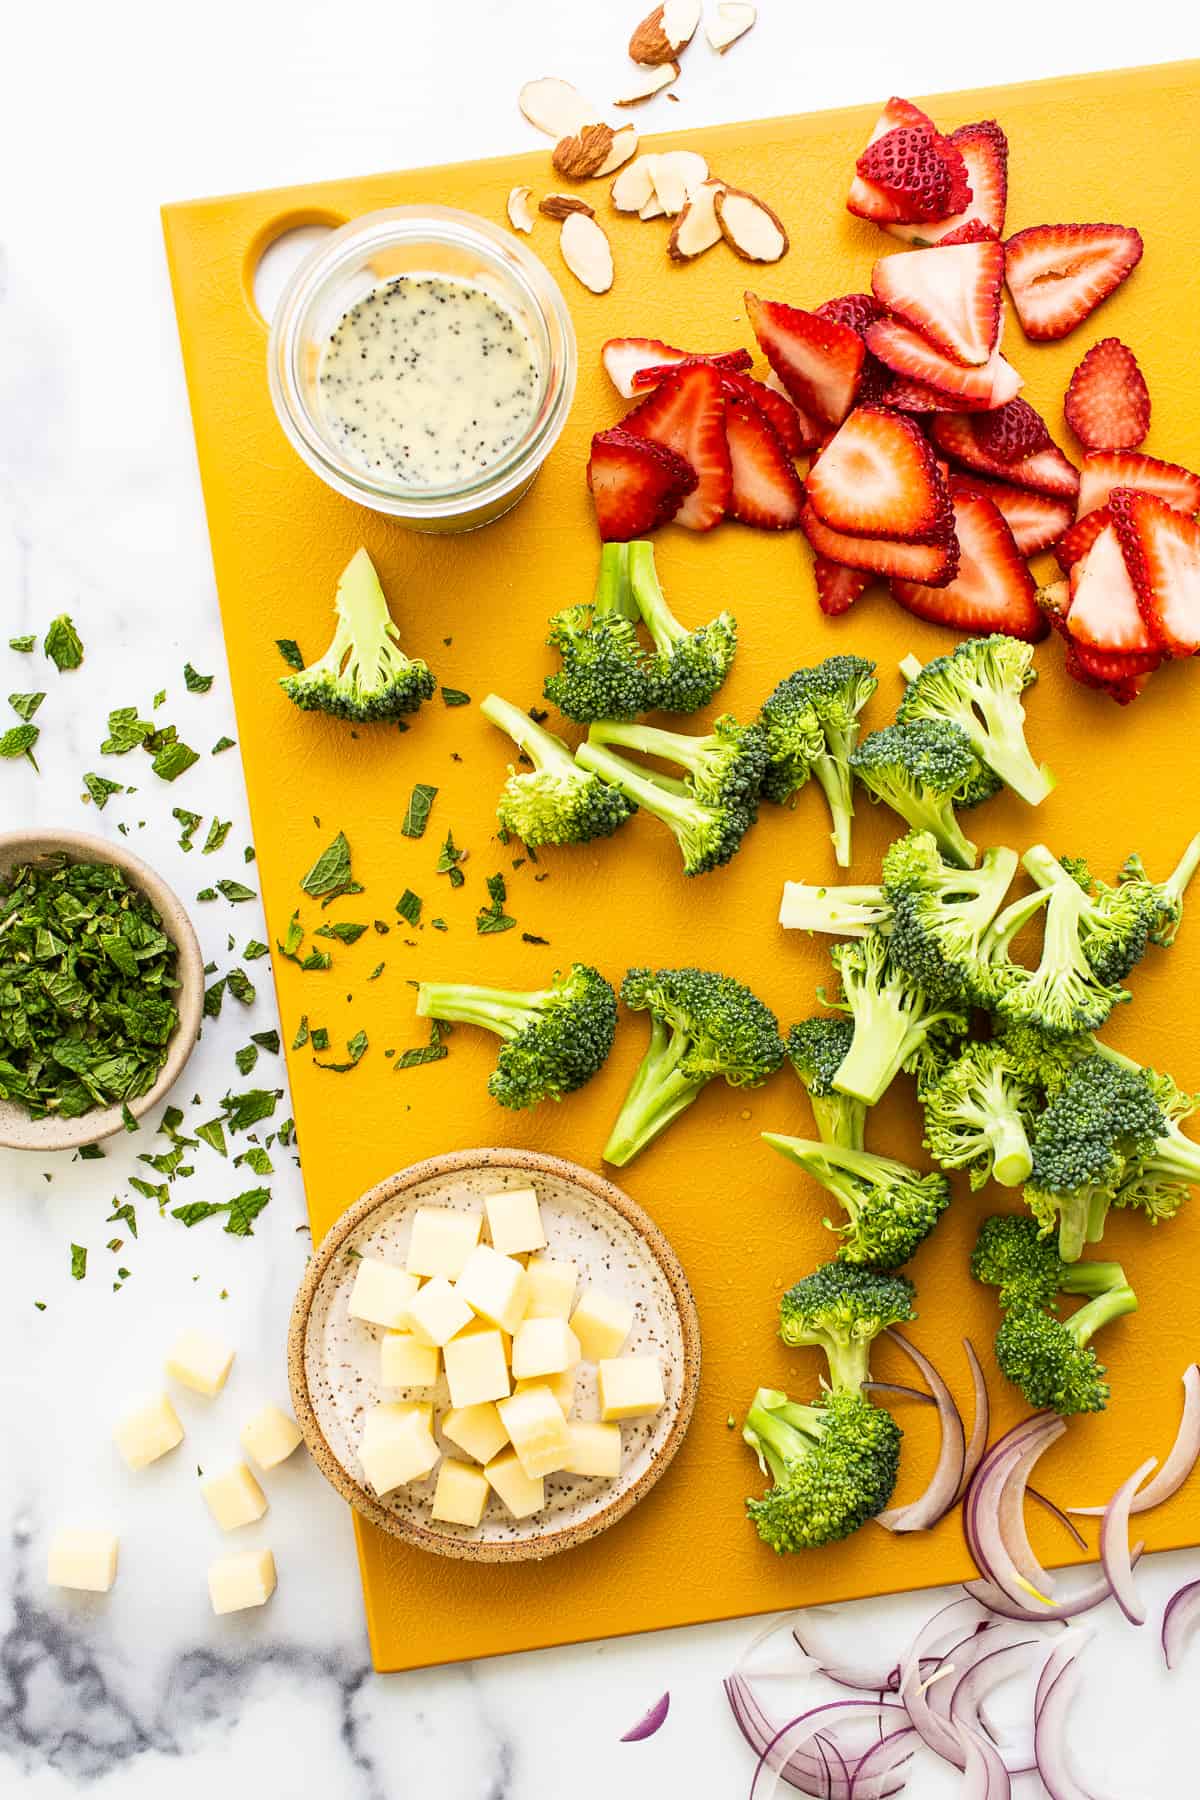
[267,205,577,533]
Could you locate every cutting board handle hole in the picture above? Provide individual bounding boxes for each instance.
[247,216,345,327]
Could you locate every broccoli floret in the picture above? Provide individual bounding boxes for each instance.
[850,721,987,869]
[994,1287,1138,1415]
[626,541,737,714]
[971,1213,1129,1312]
[1023,844,1182,986]
[415,963,616,1109]
[1108,1062,1200,1224]
[577,716,766,878]
[543,543,655,723]
[778,1261,916,1388]
[1117,835,1200,948]
[993,1020,1096,1099]
[882,831,1018,1000]
[1024,1055,1166,1260]
[778,881,892,937]
[921,1041,1038,1190]
[760,657,878,867]
[743,1387,902,1551]
[763,1133,951,1269]
[976,867,1130,1037]
[897,637,1055,807]
[279,548,435,721]
[786,1018,866,1151]
[603,967,785,1166]
[825,932,969,1105]
[479,693,635,848]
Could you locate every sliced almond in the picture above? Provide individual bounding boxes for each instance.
[559,213,614,294]
[640,190,667,221]
[713,185,789,262]
[596,124,640,176]
[611,154,659,213]
[668,178,726,260]
[519,77,596,139]
[629,0,701,65]
[506,186,535,233]
[648,149,708,216]
[539,193,595,220]
[553,123,617,180]
[614,61,679,105]
[705,2,757,52]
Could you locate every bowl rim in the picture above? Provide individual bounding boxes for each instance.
[0,828,205,1152]
[287,1147,701,1562]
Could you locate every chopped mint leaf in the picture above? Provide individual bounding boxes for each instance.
[276,638,304,671]
[278,910,304,962]
[212,736,236,754]
[401,783,437,839]
[121,1103,138,1133]
[522,932,550,946]
[195,1118,227,1158]
[300,831,361,903]
[70,1243,88,1280]
[235,1044,258,1076]
[396,1021,449,1070]
[9,635,35,653]
[196,887,217,902]
[77,1143,105,1160]
[153,689,166,709]
[441,687,471,707]
[106,1202,138,1237]
[251,1029,280,1054]
[226,968,255,1005]
[184,663,214,693]
[291,1015,310,1050]
[202,818,232,855]
[9,691,45,722]
[82,772,124,809]
[0,723,39,767]
[431,916,448,932]
[151,740,199,782]
[300,947,332,972]
[476,872,516,935]
[243,939,269,961]
[173,806,202,850]
[102,706,153,754]
[435,830,466,888]
[396,889,422,926]
[310,1027,330,1052]
[220,1087,281,1132]
[216,879,256,903]
[367,961,385,980]
[236,1145,273,1176]
[314,920,367,944]
[44,615,84,671]
[203,977,226,1018]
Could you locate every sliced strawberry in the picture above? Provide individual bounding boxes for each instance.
[1108,487,1200,656]
[948,474,1074,556]
[930,414,1080,499]
[972,398,1052,464]
[623,363,730,532]
[1004,224,1144,342]
[814,294,892,402]
[1063,337,1150,452]
[1062,641,1154,703]
[847,97,940,223]
[602,337,751,399]
[886,122,1009,247]
[628,350,753,391]
[806,405,953,543]
[719,369,819,455]
[587,428,698,540]
[871,240,1004,366]
[1066,522,1157,653]
[865,317,1021,404]
[745,292,864,426]
[800,500,960,586]
[1067,638,1162,680]
[814,558,873,616]
[880,375,994,413]
[1077,450,1200,520]
[724,397,805,530]
[856,127,972,224]
[890,490,1047,641]
[1055,507,1111,573]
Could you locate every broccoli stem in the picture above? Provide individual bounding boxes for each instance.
[970,692,1055,809]
[811,1092,867,1154]
[1165,832,1200,908]
[990,1112,1034,1188]
[899,655,923,684]
[416,982,543,1042]
[1060,1259,1128,1298]
[830,993,915,1106]
[479,693,576,775]
[627,540,685,654]
[576,741,700,832]
[812,750,856,870]
[743,1388,822,1482]
[593,542,638,620]
[1022,845,1079,895]
[589,718,706,775]
[602,1013,707,1166]
[1065,1283,1138,1348]
[778,881,890,936]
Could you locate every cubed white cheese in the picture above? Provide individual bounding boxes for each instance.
[359,1407,440,1495]
[208,1547,276,1614]
[240,1404,303,1471]
[347,1258,420,1330]
[441,1401,509,1466]
[166,1329,235,1398]
[484,1187,546,1256]
[484,1447,545,1519]
[201,1462,269,1532]
[113,1393,184,1470]
[497,1384,571,1478]
[431,1457,491,1527]
[443,1328,511,1409]
[511,1317,581,1381]
[523,1255,578,1320]
[562,1420,623,1479]
[406,1276,474,1348]
[379,1332,440,1389]
[362,1401,433,1446]
[514,1368,576,1416]
[570,1287,635,1362]
[405,1206,481,1280]
[47,1529,119,1592]
[598,1355,665,1422]
[455,1245,529,1334]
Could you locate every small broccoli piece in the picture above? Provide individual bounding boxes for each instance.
[1024,1055,1166,1260]
[993,1020,1096,1099]
[786,1018,867,1151]
[760,657,878,867]
[415,963,616,1109]
[1117,834,1200,948]
[763,1133,951,1270]
[975,864,1130,1037]
[1023,844,1179,985]
[543,543,655,723]
[971,1213,1129,1312]
[479,693,635,847]
[825,932,969,1105]
[778,881,892,937]
[743,1387,902,1552]
[279,548,435,721]
[603,967,785,1166]
[778,1261,916,1388]
[921,1041,1038,1190]
[1108,1062,1200,1224]
[897,637,1055,807]
[994,1287,1138,1415]
[626,541,737,714]
[850,721,987,869]
[881,831,1018,1000]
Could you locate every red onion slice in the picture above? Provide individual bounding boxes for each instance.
[1098,1457,1156,1625]
[621,1691,670,1741]
[1026,1487,1087,1550]
[875,1329,966,1531]
[726,1676,904,1799]
[949,1638,1040,1777]
[744,1697,909,1800]
[961,1721,1013,1798]
[965,1415,1066,1607]
[1034,1652,1118,1800]
[1161,1578,1200,1670]
[791,1617,902,1695]
[952,1338,990,1508]
[965,1542,1144,1623]
[1000,1435,1063,1595]
[848,1728,916,1799]
[863,1381,936,1405]
[1070,1363,1200,1516]
[897,1597,982,1768]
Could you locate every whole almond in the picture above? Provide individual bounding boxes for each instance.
[553,123,616,180]
[539,194,596,220]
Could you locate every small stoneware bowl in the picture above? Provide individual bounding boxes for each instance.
[288,1148,701,1562]
[0,830,205,1152]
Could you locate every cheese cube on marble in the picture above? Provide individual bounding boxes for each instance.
[514,1368,576,1416]
[484,1188,547,1257]
[511,1317,581,1381]
[359,1407,440,1495]
[202,1462,269,1532]
[598,1356,665,1422]
[347,1258,420,1331]
[405,1206,481,1280]
[407,1276,473,1348]
[114,1393,184,1470]
[441,1402,509,1466]
[379,1332,440,1389]
[166,1329,235,1398]
[570,1288,635,1362]
[47,1529,119,1593]
[455,1245,529,1334]
[431,1458,491,1527]
[443,1328,511,1409]
[484,1448,545,1519]
[523,1255,578,1320]
[240,1404,303,1471]
[208,1547,276,1615]
[497,1384,571,1478]
[562,1421,623,1479]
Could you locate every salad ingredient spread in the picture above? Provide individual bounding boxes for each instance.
[280,547,436,722]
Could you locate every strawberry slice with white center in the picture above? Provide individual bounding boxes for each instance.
[846,96,941,223]
[806,405,952,543]
[719,369,819,454]
[1077,450,1200,520]
[930,414,1080,500]
[1055,507,1111,573]
[1064,337,1150,452]
[890,490,1047,641]
[1066,521,1157,653]
[855,127,972,224]
[587,428,698,540]
[814,558,873,616]
[623,361,731,531]
[1004,223,1144,342]
[725,397,804,530]
[949,474,1074,556]
[601,337,751,399]
[1108,487,1200,656]
[871,240,1005,366]
[865,317,1021,405]
[800,501,960,586]
[886,121,1008,247]
[745,291,864,426]
[628,351,753,391]
[814,294,892,402]
[1064,641,1156,703]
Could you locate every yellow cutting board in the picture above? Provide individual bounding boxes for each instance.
[163,60,1200,1673]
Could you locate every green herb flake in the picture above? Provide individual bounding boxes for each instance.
[276,638,305,671]
[367,961,385,981]
[477,872,517,935]
[310,1027,330,1052]
[216,879,256,903]
[278,910,305,962]
[221,1087,281,1132]
[9,691,45,722]
[522,932,549,946]
[195,1118,227,1158]
[291,1015,310,1050]
[314,920,367,944]
[234,1044,258,1076]
[184,663,214,693]
[44,615,84,672]
[0,723,39,767]
[196,886,217,902]
[102,706,154,755]
[70,1244,88,1280]
[243,940,269,961]
[300,831,362,904]
[395,1021,449,1070]
[173,807,202,851]
[435,830,467,888]
[202,818,232,855]
[401,783,438,839]
[251,1029,280,1054]
[152,740,200,783]
[203,977,227,1019]
[431,916,448,932]
[212,736,236,755]
[300,947,332,972]
[77,1143,105,1161]
[106,1202,138,1237]
[153,689,166,709]
[236,1145,273,1176]
[82,773,124,810]
[396,889,422,926]
[9,635,35,653]
[226,968,256,1006]
[441,687,471,707]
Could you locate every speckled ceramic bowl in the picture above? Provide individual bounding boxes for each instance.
[288,1149,701,1562]
[0,830,205,1152]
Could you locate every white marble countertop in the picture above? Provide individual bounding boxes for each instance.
[2,2,1198,1792]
